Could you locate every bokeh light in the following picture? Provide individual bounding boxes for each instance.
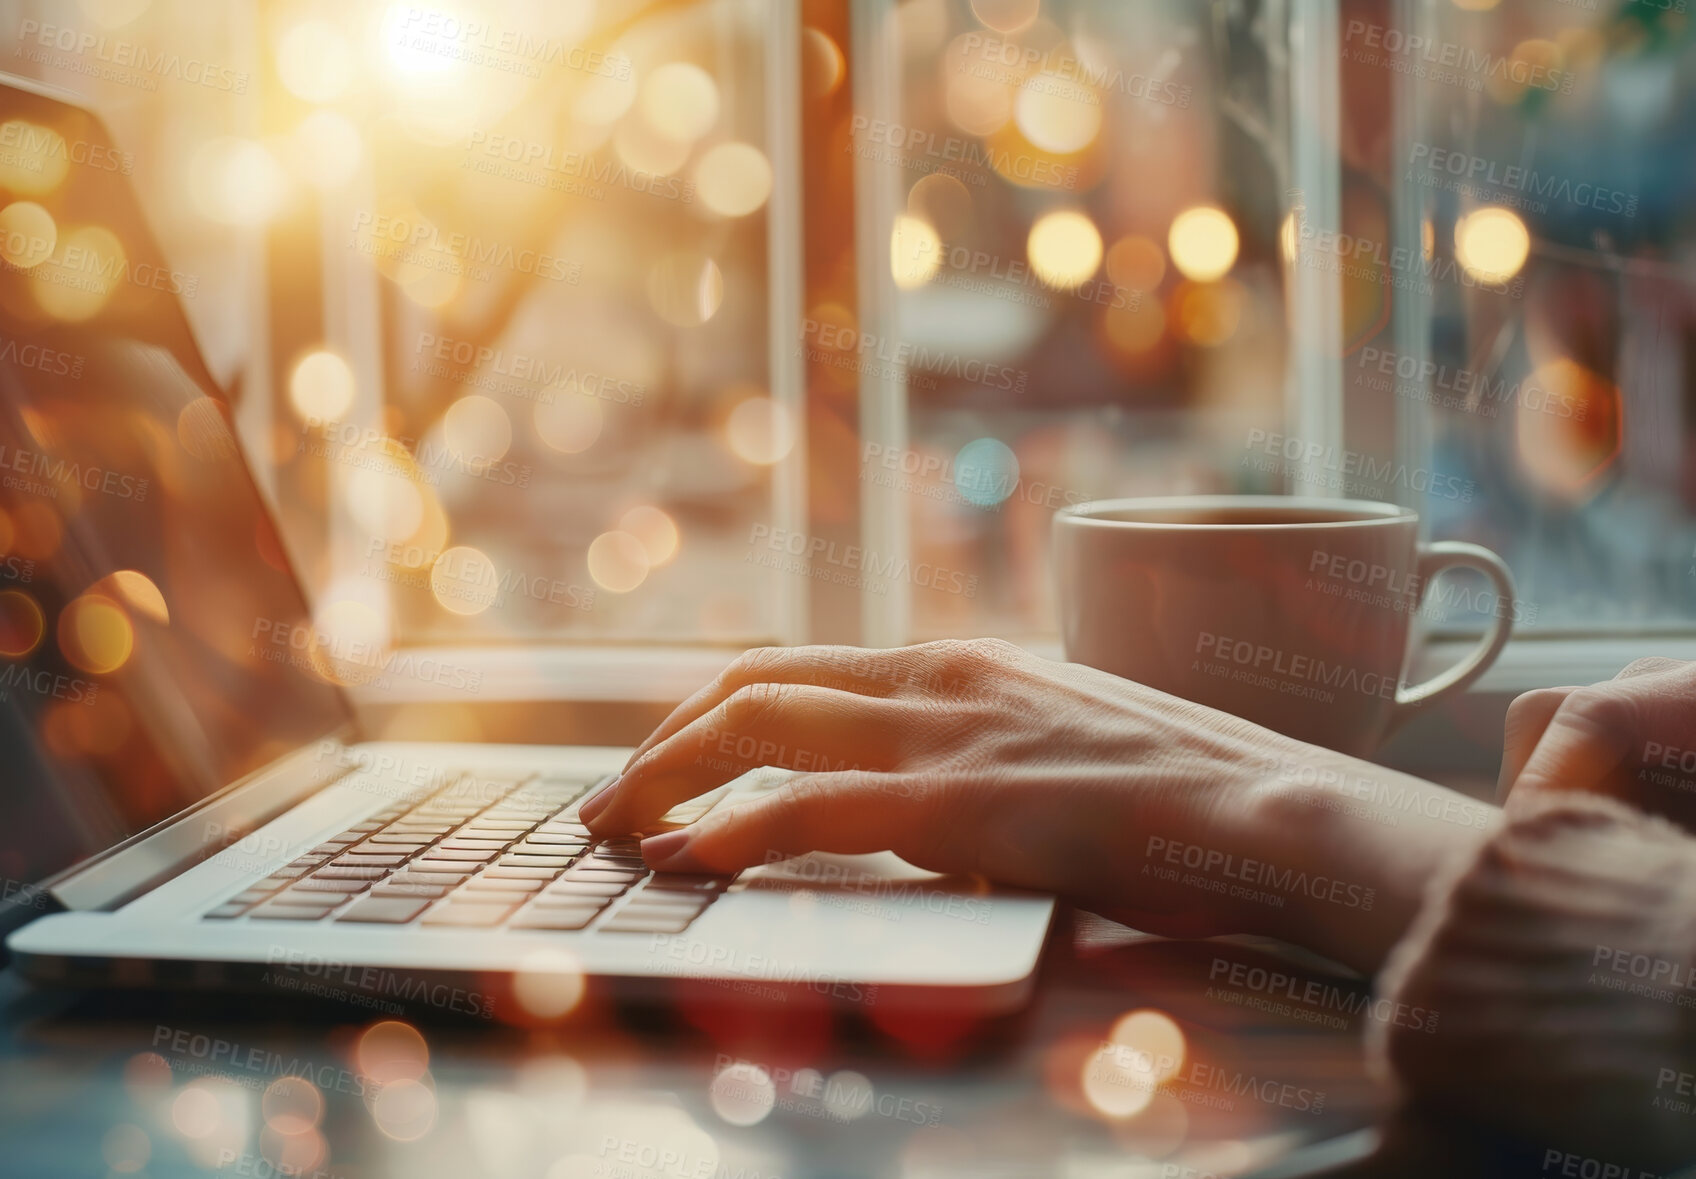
[907,173,974,241]
[292,111,364,190]
[587,531,649,593]
[276,19,355,103]
[0,201,56,269]
[970,0,1041,34]
[356,1021,429,1085]
[0,590,46,658]
[725,395,797,465]
[0,122,69,195]
[289,350,357,423]
[1027,210,1103,290]
[891,214,942,290]
[431,546,499,616]
[802,28,846,99]
[618,506,679,566]
[442,395,512,463]
[1015,78,1102,154]
[101,1123,151,1173]
[709,1061,776,1126]
[512,949,587,1019]
[954,438,1020,507]
[1168,206,1239,282]
[101,570,169,625]
[59,593,134,674]
[647,253,725,326]
[32,225,124,321]
[535,392,603,454]
[370,1078,437,1141]
[694,142,774,218]
[261,1076,324,1135]
[640,63,720,142]
[190,138,289,227]
[1455,206,1531,285]
[1105,235,1166,292]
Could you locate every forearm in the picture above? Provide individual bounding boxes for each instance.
[1235,750,1499,972]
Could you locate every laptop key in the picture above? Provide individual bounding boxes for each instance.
[419,847,499,862]
[350,840,430,855]
[336,854,409,868]
[565,869,647,884]
[482,867,561,881]
[373,882,449,899]
[251,899,340,920]
[337,896,433,923]
[510,907,601,930]
[539,881,627,899]
[644,874,730,891]
[599,913,696,934]
[421,902,519,927]
[315,865,392,880]
[293,878,372,894]
[500,854,575,869]
[466,876,546,893]
[205,902,253,919]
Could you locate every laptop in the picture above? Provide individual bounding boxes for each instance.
[0,76,1054,1014]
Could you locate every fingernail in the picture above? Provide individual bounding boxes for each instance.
[640,829,692,868]
[577,780,618,823]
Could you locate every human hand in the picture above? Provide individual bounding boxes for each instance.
[579,639,1303,939]
[1498,657,1696,828]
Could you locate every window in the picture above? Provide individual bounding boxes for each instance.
[9,0,1694,702]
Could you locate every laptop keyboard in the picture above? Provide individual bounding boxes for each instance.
[201,770,732,934]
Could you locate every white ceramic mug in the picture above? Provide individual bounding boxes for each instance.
[1053,496,1517,756]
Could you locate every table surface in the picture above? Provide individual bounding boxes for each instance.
[0,908,1421,1179]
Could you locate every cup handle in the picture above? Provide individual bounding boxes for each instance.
[1393,542,1518,721]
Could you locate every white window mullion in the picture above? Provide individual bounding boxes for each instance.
[851,0,910,649]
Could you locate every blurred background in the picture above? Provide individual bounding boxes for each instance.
[1,0,1692,674]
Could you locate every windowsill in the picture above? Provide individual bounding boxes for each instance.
[348,633,1687,707]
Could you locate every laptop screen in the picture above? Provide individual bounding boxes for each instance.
[0,84,353,892]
